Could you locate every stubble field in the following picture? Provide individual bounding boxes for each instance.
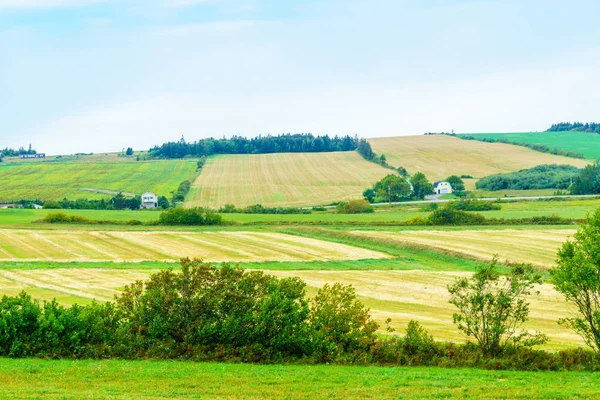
[185,152,391,208]
[368,135,589,183]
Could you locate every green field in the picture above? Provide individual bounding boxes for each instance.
[185,152,391,208]
[0,159,197,202]
[1,197,599,226]
[1,359,598,399]
[460,131,600,159]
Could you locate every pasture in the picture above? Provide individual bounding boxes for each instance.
[0,159,197,202]
[2,359,598,400]
[461,131,600,160]
[185,152,391,208]
[368,135,589,182]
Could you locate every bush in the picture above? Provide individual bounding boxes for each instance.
[446,199,501,211]
[336,199,374,214]
[448,259,548,355]
[42,200,61,209]
[428,208,486,225]
[157,207,223,225]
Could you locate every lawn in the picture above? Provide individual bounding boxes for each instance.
[1,359,598,399]
[368,135,589,182]
[0,159,197,202]
[185,152,391,208]
[460,131,600,159]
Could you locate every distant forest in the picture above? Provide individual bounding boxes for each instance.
[0,145,37,157]
[547,122,600,133]
[149,134,358,159]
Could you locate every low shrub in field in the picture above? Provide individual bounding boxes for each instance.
[157,207,223,225]
[446,199,501,211]
[428,208,487,225]
[218,203,311,214]
[39,212,143,226]
[336,199,374,214]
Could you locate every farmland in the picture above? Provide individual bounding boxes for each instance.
[368,135,589,183]
[2,359,598,400]
[0,158,197,202]
[0,229,386,262]
[185,152,391,208]
[460,131,600,160]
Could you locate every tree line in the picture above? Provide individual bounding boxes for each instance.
[149,134,358,159]
[0,144,37,162]
[476,164,580,191]
[547,122,600,133]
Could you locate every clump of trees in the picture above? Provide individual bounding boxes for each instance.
[570,161,600,195]
[40,194,170,211]
[547,122,600,133]
[172,180,192,203]
[150,134,358,159]
[0,144,37,157]
[476,164,580,191]
[356,139,390,168]
[410,172,434,200]
[363,174,411,203]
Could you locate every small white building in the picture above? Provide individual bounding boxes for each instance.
[433,181,453,195]
[141,192,158,209]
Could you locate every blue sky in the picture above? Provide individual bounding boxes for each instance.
[1,0,599,154]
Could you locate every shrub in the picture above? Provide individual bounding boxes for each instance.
[42,200,61,209]
[336,199,374,214]
[448,259,548,355]
[428,208,486,225]
[309,283,379,361]
[157,207,223,225]
[446,199,501,211]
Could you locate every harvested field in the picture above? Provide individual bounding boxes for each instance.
[347,229,574,268]
[271,270,583,349]
[0,268,581,348]
[185,152,391,208]
[368,135,589,183]
[0,229,387,263]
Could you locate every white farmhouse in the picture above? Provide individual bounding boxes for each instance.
[433,181,453,195]
[141,192,158,209]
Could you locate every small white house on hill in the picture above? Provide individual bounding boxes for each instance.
[433,181,452,195]
[141,192,158,209]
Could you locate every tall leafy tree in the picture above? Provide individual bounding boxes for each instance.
[445,175,465,192]
[373,174,412,202]
[410,172,434,200]
[551,208,600,351]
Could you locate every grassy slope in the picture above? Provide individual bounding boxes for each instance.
[1,359,598,399]
[368,135,589,183]
[185,152,391,208]
[0,158,197,202]
[460,131,600,159]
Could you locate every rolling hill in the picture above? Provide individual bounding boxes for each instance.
[0,156,197,202]
[185,152,391,208]
[368,135,590,186]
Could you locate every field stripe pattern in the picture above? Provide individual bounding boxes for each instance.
[185,152,391,208]
[348,229,575,267]
[0,229,387,262]
[368,135,589,183]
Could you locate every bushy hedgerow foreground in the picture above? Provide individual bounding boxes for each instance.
[1,258,599,370]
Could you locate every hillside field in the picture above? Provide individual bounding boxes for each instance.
[0,159,197,202]
[460,131,600,159]
[185,152,391,208]
[368,135,589,183]
[1,359,598,399]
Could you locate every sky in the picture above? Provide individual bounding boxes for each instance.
[1,0,600,155]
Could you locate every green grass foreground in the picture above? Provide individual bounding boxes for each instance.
[0,359,598,399]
